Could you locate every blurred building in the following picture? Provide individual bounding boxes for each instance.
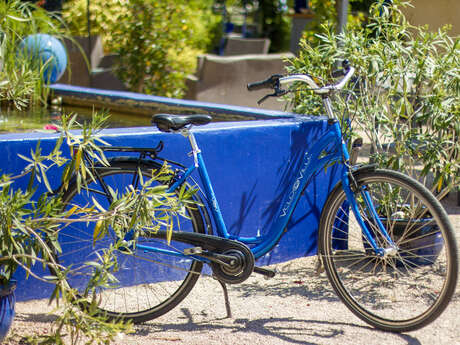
[401,0,459,36]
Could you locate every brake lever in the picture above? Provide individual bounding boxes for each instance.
[257,94,271,105]
[257,88,288,105]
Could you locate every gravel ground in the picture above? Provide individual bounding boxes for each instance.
[5,191,460,345]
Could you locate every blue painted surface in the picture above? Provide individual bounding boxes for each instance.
[1,117,342,301]
[49,83,297,119]
[0,281,16,342]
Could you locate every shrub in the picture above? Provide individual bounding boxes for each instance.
[258,0,291,52]
[301,0,369,46]
[2,113,186,344]
[114,0,221,97]
[61,0,128,52]
[287,0,460,199]
[62,0,222,98]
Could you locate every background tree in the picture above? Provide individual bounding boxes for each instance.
[62,0,222,98]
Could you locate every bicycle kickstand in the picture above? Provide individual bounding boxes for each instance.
[217,280,232,318]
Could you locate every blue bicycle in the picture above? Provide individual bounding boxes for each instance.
[56,63,458,332]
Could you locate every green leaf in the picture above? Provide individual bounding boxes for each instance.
[40,165,52,193]
[93,219,104,246]
[166,223,173,245]
[6,14,29,22]
[75,147,82,172]
[91,196,106,212]
[437,175,444,192]
[17,154,33,163]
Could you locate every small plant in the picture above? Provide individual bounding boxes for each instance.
[287,0,460,200]
[1,112,189,344]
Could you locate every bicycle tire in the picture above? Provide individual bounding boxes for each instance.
[57,160,206,324]
[318,168,458,332]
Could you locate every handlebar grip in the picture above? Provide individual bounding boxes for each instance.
[331,59,351,78]
[247,74,283,91]
[331,69,346,78]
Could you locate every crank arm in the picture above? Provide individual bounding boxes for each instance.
[198,251,241,267]
[183,249,238,267]
[148,230,255,285]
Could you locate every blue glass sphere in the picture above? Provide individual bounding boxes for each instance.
[19,34,67,84]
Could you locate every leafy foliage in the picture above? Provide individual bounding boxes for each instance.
[1,112,192,344]
[287,0,460,198]
[112,0,221,97]
[61,0,128,52]
[258,0,291,52]
[302,0,369,46]
[62,0,222,98]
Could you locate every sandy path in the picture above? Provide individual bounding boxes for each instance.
[5,191,460,345]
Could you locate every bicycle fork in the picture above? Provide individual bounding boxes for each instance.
[342,167,399,257]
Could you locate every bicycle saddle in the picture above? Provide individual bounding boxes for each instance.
[152,114,212,132]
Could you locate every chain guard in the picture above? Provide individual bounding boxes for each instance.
[149,230,255,284]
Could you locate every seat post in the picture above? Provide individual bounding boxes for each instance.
[181,128,201,168]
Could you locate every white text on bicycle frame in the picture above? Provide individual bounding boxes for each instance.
[280,152,311,217]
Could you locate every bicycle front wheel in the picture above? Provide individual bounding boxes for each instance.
[319,168,458,332]
[57,161,206,324]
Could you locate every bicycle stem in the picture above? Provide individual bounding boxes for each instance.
[322,97,335,119]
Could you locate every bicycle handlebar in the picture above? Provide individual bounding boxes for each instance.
[247,63,355,96]
[278,66,355,95]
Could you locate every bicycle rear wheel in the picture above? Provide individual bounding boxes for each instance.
[57,160,206,324]
[319,168,458,332]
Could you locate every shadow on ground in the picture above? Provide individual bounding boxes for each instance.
[137,307,423,345]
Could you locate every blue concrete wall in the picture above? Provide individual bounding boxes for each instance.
[1,117,341,300]
[49,83,297,119]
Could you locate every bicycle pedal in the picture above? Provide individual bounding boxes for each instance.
[183,246,203,255]
[253,266,276,279]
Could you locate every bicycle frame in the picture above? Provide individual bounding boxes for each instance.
[85,98,395,263]
[163,117,393,260]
